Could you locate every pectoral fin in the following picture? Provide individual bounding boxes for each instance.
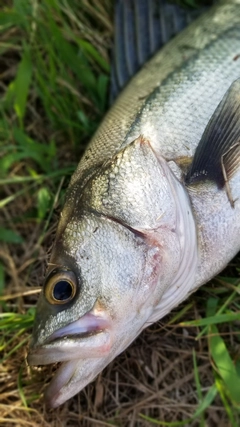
[185,79,240,203]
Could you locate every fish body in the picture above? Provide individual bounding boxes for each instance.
[28,0,240,407]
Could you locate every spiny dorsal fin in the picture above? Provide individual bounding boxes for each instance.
[185,79,240,193]
[110,0,210,103]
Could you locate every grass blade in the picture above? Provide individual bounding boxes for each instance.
[209,324,240,404]
[12,46,32,126]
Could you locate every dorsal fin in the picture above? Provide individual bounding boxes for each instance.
[185,79,240,193]
[110,0,210,103]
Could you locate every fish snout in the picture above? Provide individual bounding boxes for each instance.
[27,311,113,366]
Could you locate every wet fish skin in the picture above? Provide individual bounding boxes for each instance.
[28,0,240,407]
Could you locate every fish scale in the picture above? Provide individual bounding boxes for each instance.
[125,28,240,161]
[69,1,240,191]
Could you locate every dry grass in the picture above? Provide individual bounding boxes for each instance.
[1,290,235,426]
[1,0,240,426]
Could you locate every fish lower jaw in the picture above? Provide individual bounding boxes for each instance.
[44,359,81,408]
[44,355,111,408]
[43,327,142,408]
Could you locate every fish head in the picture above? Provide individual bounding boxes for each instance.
[28,136,196,407]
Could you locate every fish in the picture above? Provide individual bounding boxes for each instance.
[28,0,240,408]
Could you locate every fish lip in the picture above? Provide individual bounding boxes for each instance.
[46,329,102,343]
[27,331,110,365]
[27,312,112,366]
[45,312,110,344]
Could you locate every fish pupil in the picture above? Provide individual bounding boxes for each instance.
[53,280,72,301]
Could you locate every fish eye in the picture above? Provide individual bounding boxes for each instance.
[44,270,77,305]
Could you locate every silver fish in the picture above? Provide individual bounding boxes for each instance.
[28,0,240,408]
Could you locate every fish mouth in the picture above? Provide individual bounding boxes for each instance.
[28,312,112,366]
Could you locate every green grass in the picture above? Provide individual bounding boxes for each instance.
[1,0,240,426]
[139,280,240,426]
[0,1,111,422]
[0,0,110,207]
